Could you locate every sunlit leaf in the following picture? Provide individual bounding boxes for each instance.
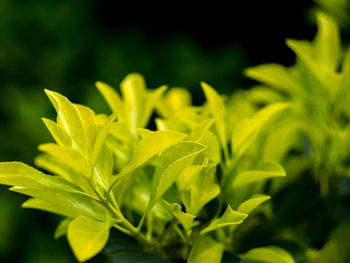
[0,162,81,193]
[188,235,224,263]
[201,82,227,151]
[38,143,91,178]
[176,159,208,192]
[200,205,247,235]
[237,195,271,214]
[74,104,99,150]
[45,89,87,153]
[120,73,166,133]
[233,160,286,188]
[157,87,192,117]
[22,198,73,218]
[12,187,108,221]
[314,12,341,73]
[42,118,71,147]
[54,217,72,239]
[163,201,195,231]
[232,118,266,159]
[34,153,94,195]
[115,130,187,181]
[182,166,220,215]
[149,141,206,208]
[96,81,123,114]
[240,246,295,263]
[244,64,302,95]
[254,102,290,120]
[68,216,111,262]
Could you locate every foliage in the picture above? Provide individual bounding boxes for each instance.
[313,0,350,29]
[245,11,350,196]
[0,72,292,262]
[1,4,350,263]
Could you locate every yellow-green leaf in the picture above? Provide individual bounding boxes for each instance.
[22,198,73,218]
[201,82,227,150]
[157,87,192,117]
[115,130,187,181]
[54,217,72,239]
[188,235,224,263]
[92,112,117,165]
[42,118,72,147]
[244,64,302,95]
[13,187,108,221]
[176,159,208,192]
[314,12,341,73]
[163,201,195,231]
[68,216,111,262]
[254,102,291,120]
[96,81,123,114]
[38,143,90,178]
[44,89,87,153]
[240,246,295,263]
[34,153,94,195]
[149,141,206,208]
[200,205,247,235]
[232,118,266,159]
[182,166,220,216]
[0,162,81,193]
[120,73,166,132]
[233,160,286,188]
[237,195,271,214]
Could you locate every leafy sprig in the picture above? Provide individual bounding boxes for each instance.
[0,73,291,262]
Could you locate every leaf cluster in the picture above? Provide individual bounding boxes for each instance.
[0,73,290,262]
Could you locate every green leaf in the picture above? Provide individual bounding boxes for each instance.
[34,153,94,195]
[92,142,113,192]
[68,216,111,262]
[233,160,286,188]
[156,87,192,117]
[240,246,295,263]
[182,166,220,215]
[176,159,208,192]
[22,198,74,218]
[92,112,117,165]
[201,82,227,151]
[162,201,195,231]
[12,186,109,220]
[314,12,341,73]
[237,195,271,214]
[0,162,82,193]
[254,103,291,120]
[244,64,302,95]
[96,81,123,114]
[44,89,87,153]
[120,73,166,132]
[189,118,215,142]
[38,143,91,178]
[200,205,247,235]
[188,235,224,263]
[115,130,187,181]
[74,104,99,150]
[232,118,266,159]
[42,118,72,147]
[54,217,72,239]
[149,141,206,208]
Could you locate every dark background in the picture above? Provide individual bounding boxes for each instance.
[0,0,344,262]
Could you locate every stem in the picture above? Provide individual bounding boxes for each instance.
[174,225,188,245]
[89,175,151,246]
[158,218,177,243]
[146,214,153,241]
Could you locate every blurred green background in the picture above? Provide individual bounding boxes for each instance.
[0,0,349,262]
